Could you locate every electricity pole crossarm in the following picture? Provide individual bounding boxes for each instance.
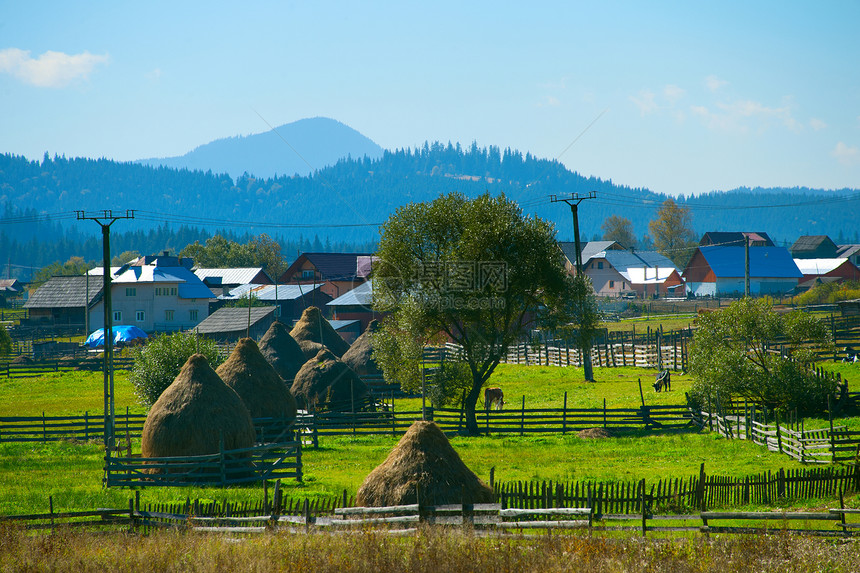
[550,192,596,274]
[76,210,135,464]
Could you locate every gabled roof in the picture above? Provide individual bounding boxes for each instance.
[24,276,103,309]
[697,246,802,278]
[790,235,838,257]
[328,280,373,307]
[113,263,215,299]
[559,241,624,266]
[283,252,376,282]
[700,231,774,247]
[793,258,856,276]
[193,306,276,335]
[837,244,860,258]
[596,250,678,273]
[620,267,678,285]
[0,279,23,293]
[194,268,272,286]
[222,283,323,301]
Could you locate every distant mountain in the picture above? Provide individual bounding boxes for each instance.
[136,117,384,179]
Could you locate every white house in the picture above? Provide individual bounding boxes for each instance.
[89,254,214,333]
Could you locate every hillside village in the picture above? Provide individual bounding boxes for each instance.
[9,231,860,346]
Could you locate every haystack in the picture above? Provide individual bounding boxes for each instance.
[290,306,350,357]
[216,338,297,426]
[257,321,306,382]
[356,421,494,507]
[342,320,382,377]
[141,354,255,460]
[297,339,327,360]
[290,348,369,411]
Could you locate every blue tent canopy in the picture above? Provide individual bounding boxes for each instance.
[85,325,148,348]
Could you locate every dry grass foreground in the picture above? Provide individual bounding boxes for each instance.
[1,525,859,573]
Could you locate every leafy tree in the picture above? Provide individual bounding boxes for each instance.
[179,233,287,277]
[373,191,577,435]
[224,292,269,308]
[648,199,697,268]
[30,256,92,288]
[794,280,860,306]
[688,297,835,415]
[111,250,140,266]
[601,215,637,248]
[129,331,223,407]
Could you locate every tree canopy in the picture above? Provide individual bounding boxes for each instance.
[180,234,289,277]
[688,297,835,415]
[648,199,697,268]
[373,191,581,435]
[601,215,637,249]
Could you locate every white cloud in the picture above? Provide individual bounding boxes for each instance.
[691,98,798,133]
[833,142,860,166]
[146,68,162,81]
[0,48,109,88]
[629,89,657,115]
[704,75,728,92]
[663,84,685,104]
[809,118,827,131]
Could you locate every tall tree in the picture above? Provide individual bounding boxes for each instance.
[374,192,579,435]
[600,215,637,248]
[648,199,697,267]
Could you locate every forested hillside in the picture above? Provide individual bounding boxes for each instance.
[1,144,857,281]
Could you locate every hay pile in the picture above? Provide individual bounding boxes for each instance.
[290,306,350,357]
[141,354,255,459]
[341,320,382,377]
[215,338,297,424]
[356,421,494,507]
[577,427,613,439]
[257,321,306,382]
[290,348,368,411]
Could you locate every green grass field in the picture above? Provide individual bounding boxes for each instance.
[2,362,858,516]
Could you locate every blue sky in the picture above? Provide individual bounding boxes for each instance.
[1,1,858,196]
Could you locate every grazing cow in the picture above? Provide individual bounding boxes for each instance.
[844,346,859,363]
[484,387,504,410]
[653,369,671,392]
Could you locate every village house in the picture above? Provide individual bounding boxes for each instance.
[193,267,273,297]
[278,252,376,300]
[699,231,774,248]
[327,279,379,332]
[790,235,839,259]
[683,245,802,297]
[220,283,332,324]
[23,275,103,328]
[88,253,214,333]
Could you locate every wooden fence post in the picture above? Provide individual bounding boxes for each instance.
[640,478,647,537]
[776,413,783,454]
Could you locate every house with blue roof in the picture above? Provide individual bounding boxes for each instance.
[88,253,215,333]
[682,246,802,297]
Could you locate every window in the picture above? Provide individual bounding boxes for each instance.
[113,310,122,322]
[302,269,315,279]
[609,280,615,288]
[165,310,174,321]
[156,287,177,296]
[622,283,626,290]
[597,261,604,270]
[125,287,136,296]
[136,310,145,322]
[189,309,198,322]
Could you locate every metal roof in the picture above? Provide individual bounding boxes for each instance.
[113,264,215,299]
[327,280,373,307]
[620,267,677,285]
[193,306,276,334]
[793,258,854,275]
[699,246,802,278]
[223,283,322,301]
[194,268,271,285]
[24,276,103,309]
[600,250,679,273]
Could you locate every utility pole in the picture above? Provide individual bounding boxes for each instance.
[551,192,596,380]
[76,210,134,464]
[744,234,751,298]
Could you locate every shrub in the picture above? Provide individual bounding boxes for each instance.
[129,332,223,407]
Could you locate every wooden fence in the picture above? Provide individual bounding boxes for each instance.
[0,357,134,378]
[104,439,302,487]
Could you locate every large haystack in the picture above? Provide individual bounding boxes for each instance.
[257,321,306,382]
[141,354,255,459]
[290,348,369,411]
[356,421,494,507]
[290,306,350,357]
[216,338,297,425]
[342,320,382,377]
[297,339,327,360]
